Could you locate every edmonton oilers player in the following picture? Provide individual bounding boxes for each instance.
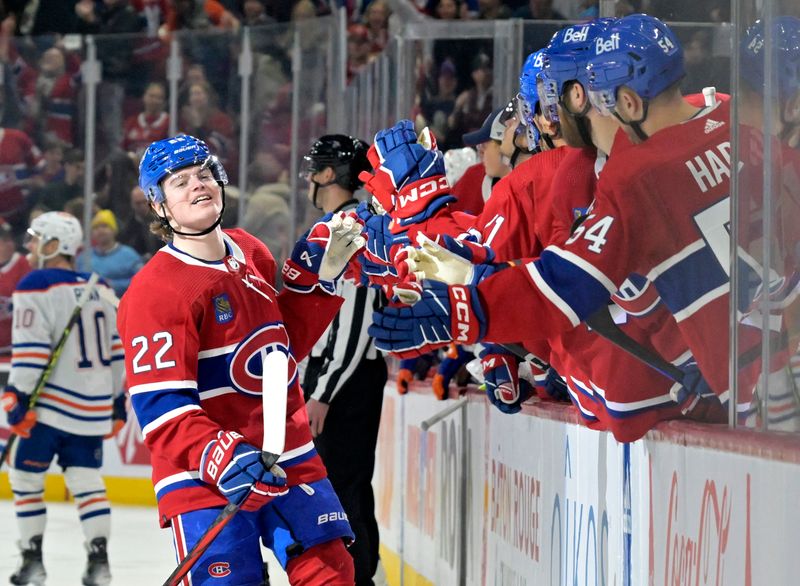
[118,135,366,585]
[3,212,124,586]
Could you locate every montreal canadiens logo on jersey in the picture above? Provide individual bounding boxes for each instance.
[208,561,231,578]
[228,323,298,396]
[213,294,234,324]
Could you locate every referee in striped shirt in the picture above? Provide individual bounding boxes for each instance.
[301,134,387,586]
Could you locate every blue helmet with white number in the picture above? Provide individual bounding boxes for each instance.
[585,14,684,117]
[138,134,228,205]
[537,18,616,121]
[740,17,800,103]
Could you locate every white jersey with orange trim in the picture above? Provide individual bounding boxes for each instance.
[8,268,124,436]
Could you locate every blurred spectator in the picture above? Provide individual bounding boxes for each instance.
[448,52,493,140]
[62,196,100,228]
[347,24,371,81]
[0,126,44,233]
[241,0,277,26]
[77,209,143,297]
[419,59,459,149]
[118,185,162,258]
[75,0,146,150]
[38,137,66,185]
[17,0,80,36]
[478,0,511,19]
[30,47,78,146]
[513,0,566,19]
[291,0,318,21]
[121,81,170,158]
[165,0,240,31]
[363,0,390,55]
[179,81,237,179]
[0,61,23,129]
[131,0,170,35]
[682,30,716,94]
[577,0,599,19]
[94,151,139,229]
[37,147,84,212]
[0,218,31,356]
[427,0,463,19]
[242,187,290,267]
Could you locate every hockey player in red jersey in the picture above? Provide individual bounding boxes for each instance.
[370,15,760,417]
[118,135,365,585]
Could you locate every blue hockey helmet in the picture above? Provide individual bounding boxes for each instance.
[585,14,684,117]
[518,50,545,146]
[740,16,800,103]
[537,18,616,122]
[138,135,228,205]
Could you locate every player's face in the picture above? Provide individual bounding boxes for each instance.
[483,140,510,179]
[161,163,222,230]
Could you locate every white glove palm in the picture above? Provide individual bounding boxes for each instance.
[318,212,367,282]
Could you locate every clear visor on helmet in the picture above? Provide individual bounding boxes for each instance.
[499,97,518,126]
[537,77,560,123]
[299,155,324,182]
[588,87,618,116]
[515,92,541,146]
[586,60,633,117]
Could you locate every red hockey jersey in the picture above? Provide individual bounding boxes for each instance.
[480,100,761,407]
[118,229,343,524]
[0,252,30,354]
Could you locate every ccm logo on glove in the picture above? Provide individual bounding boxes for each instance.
[451,286,472,343]
[204,430,242,481]
[397,176,449,210]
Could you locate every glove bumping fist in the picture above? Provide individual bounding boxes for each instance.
[359,120,455,230]
[282,210,367,294]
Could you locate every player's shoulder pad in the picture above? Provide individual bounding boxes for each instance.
[16,268,84,293]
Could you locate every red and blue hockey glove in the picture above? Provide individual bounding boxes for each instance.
[368,280,486,358]
[670,362,726,422]
[479,345,534,414]
[432,344,474,400]
[1,386,37,438]
[200,430,288,511]
[356,201,410,266]
[541,367,570,402]
[359,121,455,228]
[282,211,366,294]
[397,233,505,286]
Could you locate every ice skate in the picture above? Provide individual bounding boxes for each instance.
[9,535,46,586]
[81,538,111,586]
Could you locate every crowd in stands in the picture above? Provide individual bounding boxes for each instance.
[0,0,733,360]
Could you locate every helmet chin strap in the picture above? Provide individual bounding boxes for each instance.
[158,184,227,237]
[560,88,595,147]
[613,99,651,142]
[310,178,337,210]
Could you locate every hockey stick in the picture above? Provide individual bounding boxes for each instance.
[162,351,289,586]
[1,273,101,469]
[583,305,685,383]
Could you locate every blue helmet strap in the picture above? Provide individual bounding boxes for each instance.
[157,182,227,237]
